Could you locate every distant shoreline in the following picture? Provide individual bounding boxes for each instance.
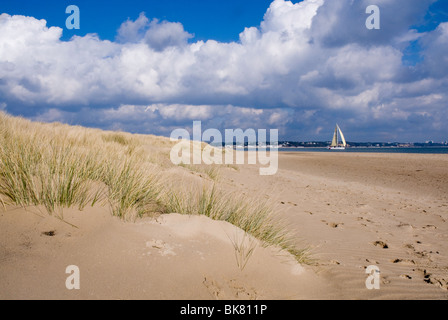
[279,146,448,149]
[220,145,448,154]
[277,146,448,154]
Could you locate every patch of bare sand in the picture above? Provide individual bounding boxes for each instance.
[0,205,326,300]
[219,152,448,299]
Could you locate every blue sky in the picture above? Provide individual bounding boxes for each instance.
[1,0,277,42]
[1,0,448,142]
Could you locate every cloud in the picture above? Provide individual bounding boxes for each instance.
[117,13,194,51]
[31,103,294,138]
[116,12,150,43]
[0,0,447,141]
[420,22,448,78]
[144,19,194,51]
[310,0,436,47]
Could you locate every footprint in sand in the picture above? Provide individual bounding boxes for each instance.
[41,230,56,237]
[373,241,389,249]
[414,268,448,291]
[203,277,258,300]
[322,220,343,228]
[396,223,415,230]
[419,270,434,284]
[366,258,379,265]
[391,258,415,266]
[328,222,342,228]
[228,279,258,300]
[382,277,391,285]
[357,217,374,225]
[203,277,225,300]
[146,240,176,257]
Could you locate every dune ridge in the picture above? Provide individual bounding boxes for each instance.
[0,112,311,300]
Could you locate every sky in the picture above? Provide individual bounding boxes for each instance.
[0,0,447,142]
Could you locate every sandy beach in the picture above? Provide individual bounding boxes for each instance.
[1,148,447,300]
[222,152,448,299]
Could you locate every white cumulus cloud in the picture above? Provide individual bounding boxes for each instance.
[0,0,447,141]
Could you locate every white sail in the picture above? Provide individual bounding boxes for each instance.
[331,127,338,147]
[337,125,346,147]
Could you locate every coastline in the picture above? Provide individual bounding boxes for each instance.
[279,146,448,154]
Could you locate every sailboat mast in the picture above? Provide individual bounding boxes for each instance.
[336,125,339,146]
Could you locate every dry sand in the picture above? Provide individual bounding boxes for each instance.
[0,206,324,300]
[1,151,447,300]
[221,152,448,299]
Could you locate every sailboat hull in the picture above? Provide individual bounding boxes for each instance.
[328,146,346,150]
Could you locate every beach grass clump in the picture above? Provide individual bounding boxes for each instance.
[229,230,258,271]
[0,118,107,216]
[164,183,310,264]
[0,135,41,208]
[102,132,133,146]
[202,165,220,181]
[0,112,162,220]
[0,135,102,216]
[102,158,162,220]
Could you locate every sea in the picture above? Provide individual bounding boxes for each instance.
[277,147,448,154]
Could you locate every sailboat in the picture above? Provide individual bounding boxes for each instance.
[328,124,347,150]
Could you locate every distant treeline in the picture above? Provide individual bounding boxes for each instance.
[280,141,448,148]
[210,141,448,148]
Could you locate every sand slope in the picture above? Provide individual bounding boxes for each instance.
[0,205,324,300]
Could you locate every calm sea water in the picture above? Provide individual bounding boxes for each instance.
[277,147,448,154]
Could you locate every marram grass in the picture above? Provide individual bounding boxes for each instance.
[163,183,312,264]
[0,111,311,263]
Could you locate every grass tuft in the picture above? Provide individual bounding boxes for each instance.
[163,183,310,263]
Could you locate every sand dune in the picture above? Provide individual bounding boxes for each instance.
[0,205,325,300]
[1,149,447,300]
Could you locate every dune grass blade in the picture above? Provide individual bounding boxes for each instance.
[229,230,258,271]
[164,183,310,264]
